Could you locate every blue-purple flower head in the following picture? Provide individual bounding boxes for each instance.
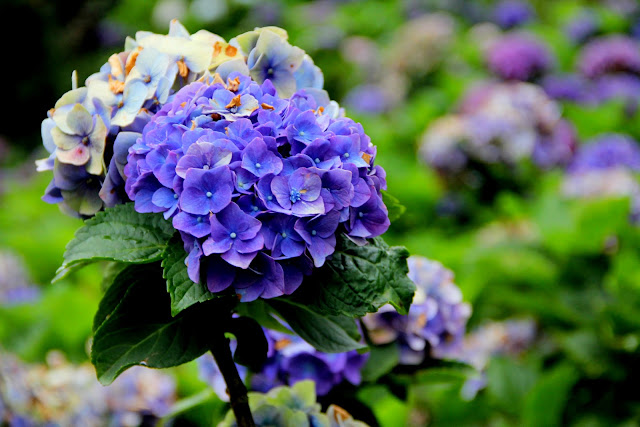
[486,34,552,81]
[578,35,640,79]
[492,0,535,30]
[362,256,471,365]
[565,11,599,45]
[125,71,389,302]
[567,133,640,173]
[38,21,325,219]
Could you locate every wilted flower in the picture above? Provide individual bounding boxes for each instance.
[126,70,389,301]
[486,34,552,81]
[363,256,472,365]
[0,350,176,426]
[578,35,640,79]
[38,21,327,219]
[492,0,535,30]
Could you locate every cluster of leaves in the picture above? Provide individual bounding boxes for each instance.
[54,201,413,386]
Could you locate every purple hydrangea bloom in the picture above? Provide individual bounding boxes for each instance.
[565,12,599,44]
[541,74,593,103]
[342,84,391,115]
[197,327,368,400]
[567,133,640,173]
[362,256,472,365]
[126,72,389,301]
[251,329,368,396]
[578,35,640,79]
[492,0,534,30]
[562,133,640,223]
[486,34,552,81]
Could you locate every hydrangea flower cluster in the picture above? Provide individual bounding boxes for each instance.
[561,133,640,223]
[362,256,471,365]
[125,69,389,301]
[198,327,368,399]
[38,20,324,218]
[0,350,176,426]
[543,35,640,114]
[485,33,552,81]
[218,380,368,427]
[492,0,535,30]
[419,82,577,182]
[0,251,40,306]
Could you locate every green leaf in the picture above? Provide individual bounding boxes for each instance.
[268,299,366,353]
[163,234,218,316]
[91,263,229,385]
[522,364,579,427]
[235,300,292,334]
[361,343,400,382]
[293,235,415,317]
[382,190,406,223]
[227,316,268,369]
[55,203,174,282]
[486,356,539,415]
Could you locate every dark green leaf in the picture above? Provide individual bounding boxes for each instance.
[55,203,174,282]
[268,299,366,353]
[486,356,538,415]
[523,364,579,427]
[163,234,219,316]
[227,317,268,369]
[293,235,415,317]
[91,263,231,385]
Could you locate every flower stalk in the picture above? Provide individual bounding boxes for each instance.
[210,322,255,427]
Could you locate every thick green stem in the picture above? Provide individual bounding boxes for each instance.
[210,326,255,427]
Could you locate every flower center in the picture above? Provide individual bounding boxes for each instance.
[82,136,90,146]
[230,232,237,239]
[290,189,302,203]
[343,152,350,158]
[281,232,287,238]
[255,163,261,169]
[267,195,273,201]
[315,158,321,163]
[203,165,210,170]
[359,212,364,218]
[311,230,317,236]
[173,194,179,199]
[206,191,213,198]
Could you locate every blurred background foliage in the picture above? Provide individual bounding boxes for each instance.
[3,0,640,425]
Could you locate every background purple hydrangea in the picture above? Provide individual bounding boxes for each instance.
[362,256,472,365]
[125,72,390,301]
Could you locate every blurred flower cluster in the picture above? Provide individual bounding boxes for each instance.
[218,380,367,427]
[363,256,471,365]
[562,133,640,222]
[443,319,537,399]
[198,326,368,399]
[38,21,325,218]
[419,81,577,190]
[0,350,176,426]
[0,250,40,306]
